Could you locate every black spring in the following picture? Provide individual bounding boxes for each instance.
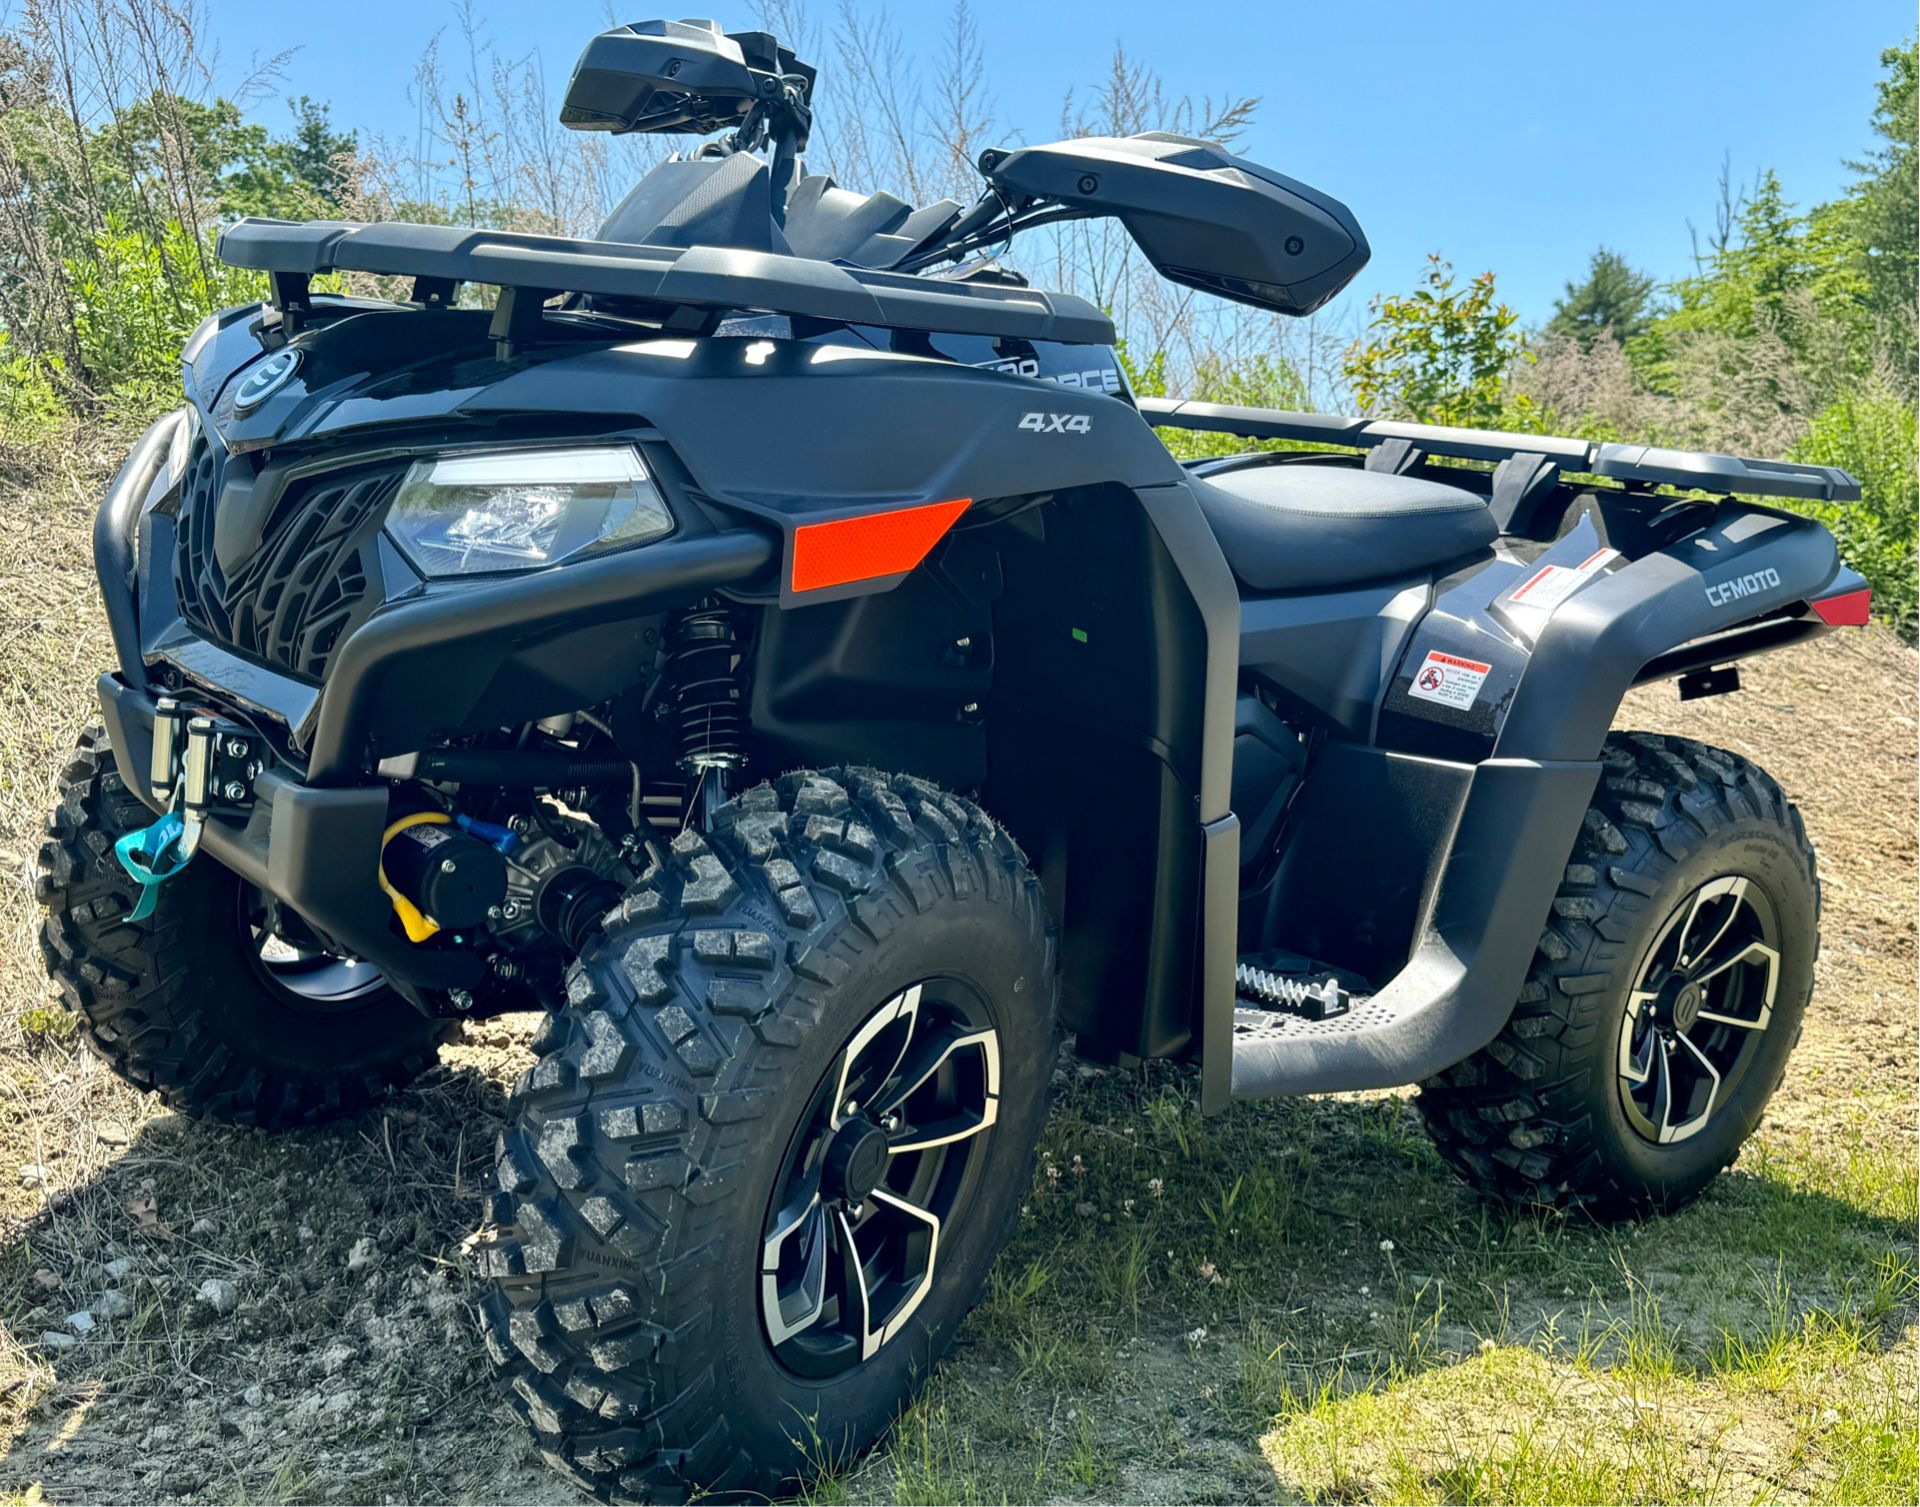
[665,603,749,772]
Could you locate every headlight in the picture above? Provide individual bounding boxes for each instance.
[384,445,673,577]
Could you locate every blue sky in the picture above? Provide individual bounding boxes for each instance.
[197,0,1909,328]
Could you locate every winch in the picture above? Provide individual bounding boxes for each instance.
[376,812,510,942]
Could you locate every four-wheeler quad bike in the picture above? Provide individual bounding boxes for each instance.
[36,16,1873,1502]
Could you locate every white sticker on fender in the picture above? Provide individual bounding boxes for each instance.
[1508,547,1620,614]
[1408,649,1492,709]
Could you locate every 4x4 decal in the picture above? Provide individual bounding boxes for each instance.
[1018,411,1091,434]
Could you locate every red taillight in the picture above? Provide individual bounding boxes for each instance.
[1811,587,1872,627]
[790,498,972,594]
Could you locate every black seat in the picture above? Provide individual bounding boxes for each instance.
[1192,461,1496,593]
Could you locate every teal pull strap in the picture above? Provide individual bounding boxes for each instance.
[113,811,190,922]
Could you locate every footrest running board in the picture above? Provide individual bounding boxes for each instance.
[1223,758,1603,1103]
[1234,960,1350,1020]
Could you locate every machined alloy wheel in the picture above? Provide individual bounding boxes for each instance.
[1617,876,1779,1145]
[476,769,1059,1503]
[762,980,1001,1373]
[1418,732,1818,1218]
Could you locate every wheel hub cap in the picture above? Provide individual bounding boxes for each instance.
[824,1119,891,1205]
[1617,875,1780,1145]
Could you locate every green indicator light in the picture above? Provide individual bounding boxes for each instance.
[1071,627,1089,643]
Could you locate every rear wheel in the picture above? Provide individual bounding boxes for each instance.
[1417,732,1818,1218]
[474,769,1057,1502]
[36,726,450,1127]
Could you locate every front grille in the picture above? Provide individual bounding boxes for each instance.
[173,439,401,682]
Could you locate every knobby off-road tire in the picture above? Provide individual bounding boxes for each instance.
[36,726,450,1127]
[1418,732,1819,1219]
[476,769,1058,1503]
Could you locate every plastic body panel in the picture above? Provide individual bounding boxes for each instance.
[1239,578,1427,739]
[984,477,1241,1061]
[1229,756,1600,1098]
[1241,744,1470,983]
[1497,505,1841,761]
[97,317,1246,1051]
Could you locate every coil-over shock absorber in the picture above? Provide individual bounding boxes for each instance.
[664,601,749,781]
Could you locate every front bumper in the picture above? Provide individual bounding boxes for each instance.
[93,414,776,993]
[98,673,484,995]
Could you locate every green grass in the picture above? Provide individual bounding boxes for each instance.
[811,1062,1918,1504]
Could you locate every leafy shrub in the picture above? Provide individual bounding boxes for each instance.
[1125,343,1323,462]
[1791,386,1918,637]
[0,330,65,437]
[63,214,266,417]
[1343,255,1531,429]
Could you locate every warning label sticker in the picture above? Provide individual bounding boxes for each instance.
[1508,547,1620,614]
[1408,649,1493,710]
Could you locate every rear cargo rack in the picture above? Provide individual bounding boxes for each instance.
[219,218,1114,348]
[1139,396,1862,503]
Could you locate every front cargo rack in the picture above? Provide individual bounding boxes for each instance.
[218,218,1114,348]
[1139,396,1862,504]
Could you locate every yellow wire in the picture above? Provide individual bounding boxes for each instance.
[377,810,454,943]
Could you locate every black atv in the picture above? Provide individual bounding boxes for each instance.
[38,17,1873,1502]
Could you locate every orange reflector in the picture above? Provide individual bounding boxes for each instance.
[791,498,972,593]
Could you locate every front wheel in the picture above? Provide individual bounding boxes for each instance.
[475,769,1058,1502]
[1418,732,1819,1219]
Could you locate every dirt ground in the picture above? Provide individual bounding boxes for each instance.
[0,431,1913,1503]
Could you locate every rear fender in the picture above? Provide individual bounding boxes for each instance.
[1497,503,1841,761]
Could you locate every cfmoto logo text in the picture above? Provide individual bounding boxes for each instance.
[1018,411,1091,434]
[234,349,301,412]
[1704,567,1781,608]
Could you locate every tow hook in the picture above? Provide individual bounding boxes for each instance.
[115,700,261,920]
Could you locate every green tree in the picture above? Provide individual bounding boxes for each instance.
[1547,248,1657,346]
[2,66,362,423]
[1343,255,1528,427]
[223,96,357,218]
[87,93,259,225]
[1837,40,1917,384]
[1673,173,1869,351]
